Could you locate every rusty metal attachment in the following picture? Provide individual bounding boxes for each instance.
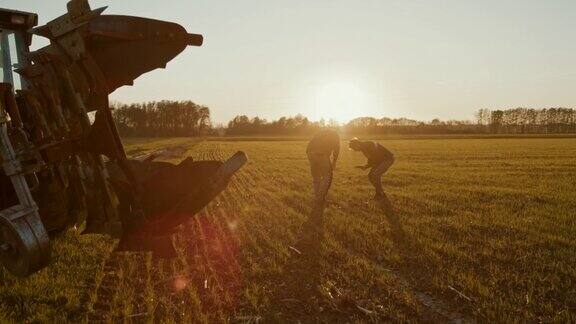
[0,0,245,277]
[0,101,50,277]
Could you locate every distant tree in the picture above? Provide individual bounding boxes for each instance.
[490,110,504,133]
[476,108,491,126]
[430,118,443,126]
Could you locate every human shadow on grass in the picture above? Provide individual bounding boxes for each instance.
[376,194,473,322]
[377,194,411,257]
[263,203,347,322]
[377,194,436,281]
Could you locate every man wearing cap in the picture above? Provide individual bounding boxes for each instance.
[349,138,394,200]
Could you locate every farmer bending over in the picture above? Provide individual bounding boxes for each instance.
[349,138,394,200]
[307,129,340,204]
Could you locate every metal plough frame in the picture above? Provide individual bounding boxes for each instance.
[0,100,50,277]
[0,0,246,278]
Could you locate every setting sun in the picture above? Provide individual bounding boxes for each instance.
[310,80,370,124]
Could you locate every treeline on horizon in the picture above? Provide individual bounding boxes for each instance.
[226,107,576,135]
[112,101,211,137]
[112,101,576,136]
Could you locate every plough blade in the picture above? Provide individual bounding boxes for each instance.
[113,151,247,257]
[85,15,204,92]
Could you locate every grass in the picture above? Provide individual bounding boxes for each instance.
[0,136,575,322]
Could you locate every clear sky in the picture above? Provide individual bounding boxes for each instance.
[3,0,576,124]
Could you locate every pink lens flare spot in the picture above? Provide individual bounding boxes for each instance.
[228,220,238,231]
[173,277,189,292]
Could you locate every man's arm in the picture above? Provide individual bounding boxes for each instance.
[357,145,376,170]
[331,141,340,169]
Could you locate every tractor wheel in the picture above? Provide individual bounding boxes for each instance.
[0,208,50,277]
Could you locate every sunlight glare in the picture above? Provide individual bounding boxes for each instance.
[311,79,369,124]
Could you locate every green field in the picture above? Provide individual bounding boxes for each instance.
[1,137,575,322]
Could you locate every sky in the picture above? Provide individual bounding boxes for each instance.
[3,0,576,124]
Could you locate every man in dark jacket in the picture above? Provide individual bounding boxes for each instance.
[349,138,394,200]
[307,129,340,204]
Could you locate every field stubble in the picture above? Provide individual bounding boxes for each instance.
[0,137,575,322]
